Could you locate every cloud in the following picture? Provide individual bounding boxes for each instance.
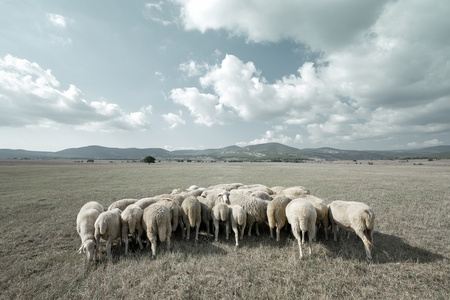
[0,55,152,131]
[144,1,175,25]
[169,0,450,147]
[47,13,66,28]
[407,139,443,148]
[175,0,390,51]
[162,110,186,128]
[179,60,209,77]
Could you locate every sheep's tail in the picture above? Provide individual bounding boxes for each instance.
[98,218,107,235]
[299,217,309,232]
[236,211,246,226]
[220,207,228,222]
[158,222,167,242]
[363,209,375,231]
[188,208,196,228]
[128,219,136,235]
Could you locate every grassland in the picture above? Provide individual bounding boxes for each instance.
[0,160,449,299]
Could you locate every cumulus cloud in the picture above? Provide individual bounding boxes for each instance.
[169,0,450,147]
[162,110,186,128]
[0,55,152,131]
[144,1,175,25]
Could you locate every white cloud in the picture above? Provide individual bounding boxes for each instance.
[175,0,390,51]
[162,110,186,128]
[179,60,208,77]
[144,1,174,25]
[237,126,294,147]
[47,13,66,28]
[0,55,152,131]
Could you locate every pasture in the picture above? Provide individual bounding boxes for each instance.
[0,160,449,299]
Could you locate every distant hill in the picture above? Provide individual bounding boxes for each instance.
[1,143,450,161]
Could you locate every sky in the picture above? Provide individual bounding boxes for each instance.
[1,0,449,152]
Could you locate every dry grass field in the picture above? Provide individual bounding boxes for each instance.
[0,160,449,299]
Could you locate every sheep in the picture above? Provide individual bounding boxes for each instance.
[207,183,243,191]
[267,195,292,241]
[211,202,230,242]
[328,200,375,262]
[94,208,122,262]
[76,201,104,261]
[219,190,269,237]
[157,198,181,232]
[228,204,247,246]
[135,197,159,210]
[198,196,216,237]
[238,184,274,195]
[270,186,286,194]
[303,195,329,240]
[121,204,144,255]
[181,195,201,241]
[250,190,273,201]
[285,199,317,259]
[142,203,172,259]
[280,186,310,199]
[108,198,138,211]
[155,193,186,206]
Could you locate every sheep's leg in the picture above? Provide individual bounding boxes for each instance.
[269,226,274,239]
[240,222,246,240]
[149,233,157,259]
[247,220,254,237]
[301,230,306,245]
[195,221,200,242]
[276,219,286,242]
[322,219,329,240]
[332,224,339,241]
[186,226,190,240]
[308,231,313,256]
[232,224,239,246]
[206,220,210,237]
[136,227,144,250]
[124,236,129,256]
[293,229,303,259]
[214,219,220,242]
[255,223,260,236]
[225,221,230,240]
[166,228,171,252]
[106,240,112,262]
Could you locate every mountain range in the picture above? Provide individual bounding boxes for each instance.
[1,143,450,161]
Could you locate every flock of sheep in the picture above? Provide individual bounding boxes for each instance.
[76,183,376,263]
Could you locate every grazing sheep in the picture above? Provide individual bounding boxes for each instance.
[142,203,172,259]
[121,204,144,255]
[281,186,310,199]
[328,200,375,262]
[211,202,230,242]
[238,184,274,195]
[198,196,216,237]
[76,201,104,261]
[94,208,123,262]
[207,183,243,191]
[181,196,201,241]
[303,195,329,240]
[286,199,317,259]
[270,186,286,194]
[267,195,292,241]
[135,197,159,210]
[228,204,247,246]
[157,198,181,232]
[220,190,269,237]
[108,198,138,211]
[250,190,273,201]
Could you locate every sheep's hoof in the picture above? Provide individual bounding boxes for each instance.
[151,255,156,260]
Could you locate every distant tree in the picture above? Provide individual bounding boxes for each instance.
[142,155,156,164]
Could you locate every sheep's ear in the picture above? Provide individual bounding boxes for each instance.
[218,194,222,198]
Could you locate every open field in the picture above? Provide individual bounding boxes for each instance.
[0,160,449,299]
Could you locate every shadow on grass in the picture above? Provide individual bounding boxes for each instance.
[322,231,446,264]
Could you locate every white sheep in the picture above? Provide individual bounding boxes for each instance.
[108,198,138,211]
[157,198,181,232]
[207,183,243,191]
[198,196,215,237]
[228,204,247,247]
[303,195,329,240]
[76,201,104,261]
[211,202,230,242]
[121,204,144,255]
[280,186,310,199]
[181,195,201,241]
[94,208,123,262]
[219,190,269,237]
[267,195,292,241]
[135,197,159,210]
[285,199,317,259]
[270,186,286,194]
[328,200,375,262]
[249,190,273,201]
[142,203,172,259]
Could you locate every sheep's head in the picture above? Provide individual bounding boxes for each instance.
[218,190,230,204]
[78,240,97,261]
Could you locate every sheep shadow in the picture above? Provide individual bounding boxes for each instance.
[321,231,446,264]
